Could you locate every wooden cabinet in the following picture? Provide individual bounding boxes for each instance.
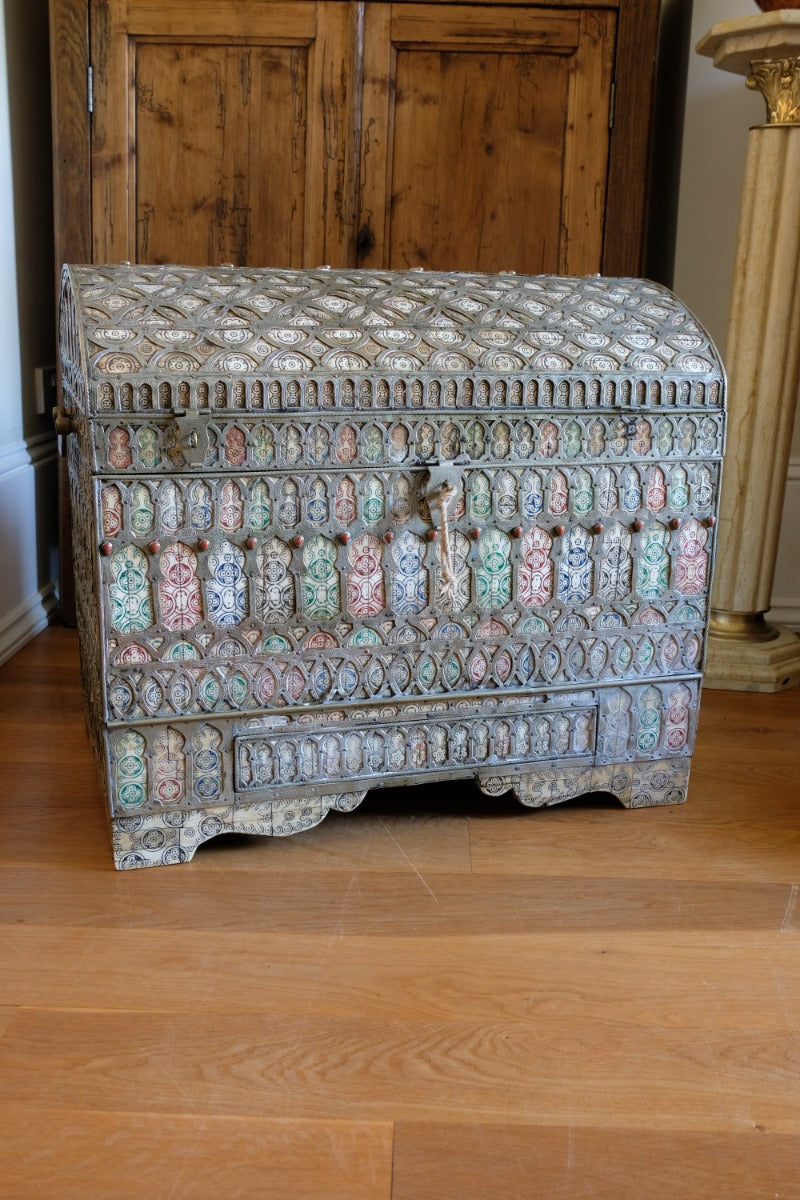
[50,0,660,278]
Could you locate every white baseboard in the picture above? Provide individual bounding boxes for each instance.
[0,429,56,473]
[0,430,59,664]
[0,582,59,665]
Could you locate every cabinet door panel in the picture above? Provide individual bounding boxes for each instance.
[91,0,359,267]
[360,3,616,276]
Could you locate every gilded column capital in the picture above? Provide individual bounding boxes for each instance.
[746,55,800,125]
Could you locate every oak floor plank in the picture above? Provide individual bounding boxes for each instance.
[2,928,799,1031]
[0,1108,393,1200]
[392,1123,800,1200]
[1,862,794,934]
[2,1007,799,1132]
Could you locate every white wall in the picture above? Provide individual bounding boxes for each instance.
[674,0,800,629]
[0,0,59,663]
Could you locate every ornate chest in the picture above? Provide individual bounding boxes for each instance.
[58,265,725,869]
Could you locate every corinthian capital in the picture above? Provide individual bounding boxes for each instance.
[746,56,800,124]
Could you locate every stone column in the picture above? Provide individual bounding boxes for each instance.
[697,11,800,691]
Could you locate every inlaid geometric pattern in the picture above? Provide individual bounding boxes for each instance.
[59,265,725,867]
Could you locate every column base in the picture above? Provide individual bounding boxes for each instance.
[704,622,800,692]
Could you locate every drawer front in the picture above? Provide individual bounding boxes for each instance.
[234,700,597,799]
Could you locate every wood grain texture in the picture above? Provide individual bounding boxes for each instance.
[2,626,800,1195]
[365,3,614,275]
[0,1108,393,1200]
[559,8,616,273]
[134,42,311,266]
[602,0,661,274]
[393,1124,800,1200]
[89,0,359,265]
[4,927,800,1028]
[3,1005,800,1130]
[49,0,91,270]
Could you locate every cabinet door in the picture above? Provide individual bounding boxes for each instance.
[91,0,359,266]
[360,3,616,275]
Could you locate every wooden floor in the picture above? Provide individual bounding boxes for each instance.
[1,627,800,1198]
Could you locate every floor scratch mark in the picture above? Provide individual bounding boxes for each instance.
[780,883,799,933]
[159,1062,198,1113]
[377,817,439,902]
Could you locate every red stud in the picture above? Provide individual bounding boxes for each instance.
[706,515,716,528]
[592,522,603,535]
[631,518,643,533]
[670,517,682,530]
[427,529,438,541]
[553,524,565,537]
[99,541,113,557]
[338,531,351,545]
[470,527,482,540]
[147,540,160,555]
[383,530,394,544]
[511,526,523,539]
[292,535,304,548]
[197,537,210,552]
[245,535,258,550]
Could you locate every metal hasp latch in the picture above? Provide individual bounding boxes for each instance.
[172,410,209,468]
[425,459,466,605]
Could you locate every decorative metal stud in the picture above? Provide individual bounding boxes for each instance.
[292,535,305,548]
[245,536,258,550]
[99,541,113,556]
[339,532,351,545]
[631,518,644,532]
[197,538,210,552]
[147,540,160,555]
